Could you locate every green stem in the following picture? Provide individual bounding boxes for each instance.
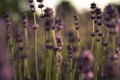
[33,12,39,80]
[91,20,95,54]
[24,27,30,79]
[34,29,39,80]
[46,56,49,80]
[9,37,17,80]
[49,51,52,80]
[92,20,95,32]
[70,58,73,80]
[73,62,77,80]
[112,35,116,54]
[95,41,100,80]
[19,62,22,80]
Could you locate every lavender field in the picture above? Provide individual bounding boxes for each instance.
[0,0,120,80]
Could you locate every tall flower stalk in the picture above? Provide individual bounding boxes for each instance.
[72,15,81,80]
[22,12,30,79]
[5,13,17,80]
[103,4,119,54]
[90,2,97,54]
[28,0,39,80]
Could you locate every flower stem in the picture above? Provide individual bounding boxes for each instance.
[34,29,39,80]
[24,27,30,79]
[33,13,39,80]
[19,62,22,80]
[9,36,17,80]
[91,20,95,54]
[70,58,73,80]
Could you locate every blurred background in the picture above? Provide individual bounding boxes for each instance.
[0,0,120,44]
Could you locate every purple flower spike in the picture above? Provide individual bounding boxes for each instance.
[44,7,54,18]
[56,52,63,64]
[56,35,64,51]
[55,18,64,30]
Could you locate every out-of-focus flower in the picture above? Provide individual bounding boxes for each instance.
[56,35,64,51]
[87,71,94,79]
[44,7,54,18]
[55,18,64,31]
[32,24,39,29]
[22,13,28,28]
[45,18,55,31]
[4,13,11,27]
[103,4,119,29]
[82,50,94,62]
[56,52,63,64]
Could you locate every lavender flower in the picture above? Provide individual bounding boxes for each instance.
[32,24,39,29]
[28,0,35,13]
[82,50,94,62]
[44,7,54,18]
[73,15,80,30]
[38,4,44,8]
[104,4,119,18]
[56,35,64,51]
[68,31,78,43]
[111,48,120,62]
[45,18,55,31]
[90,2,96,9]
[55,18,64,31]
[56,52,63,64]
[103,4,119,28]
[37,0,43,2]
[22,13,28,28]
[4,13,11,27]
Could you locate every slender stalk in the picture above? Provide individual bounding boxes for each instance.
[95,26,103,80]
[40,8,44,15]
[91,20,95,54]
[24,27,30,79]
[56,65,59,80]
[73,62,77,80]
[51,29,60,80]
[76,29,80,56]
[33,13,37,25]
[34,29,39,80]
[9,38,17,80]
[19,62,22,80]
[46,55,49,80]
[51,30,57,48]
[112,34,116,54]
[92,20,95,32]
[100,29,109,63]
[48,50,52,80]
[70,58,73,80]
[95,41,100,80]
[33,13,39,80]
[39,7,48,79]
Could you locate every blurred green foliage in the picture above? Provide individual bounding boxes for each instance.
[0,0,20,16]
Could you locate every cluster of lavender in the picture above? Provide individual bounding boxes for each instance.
[90,2,120,80]
[2,0,120,80]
